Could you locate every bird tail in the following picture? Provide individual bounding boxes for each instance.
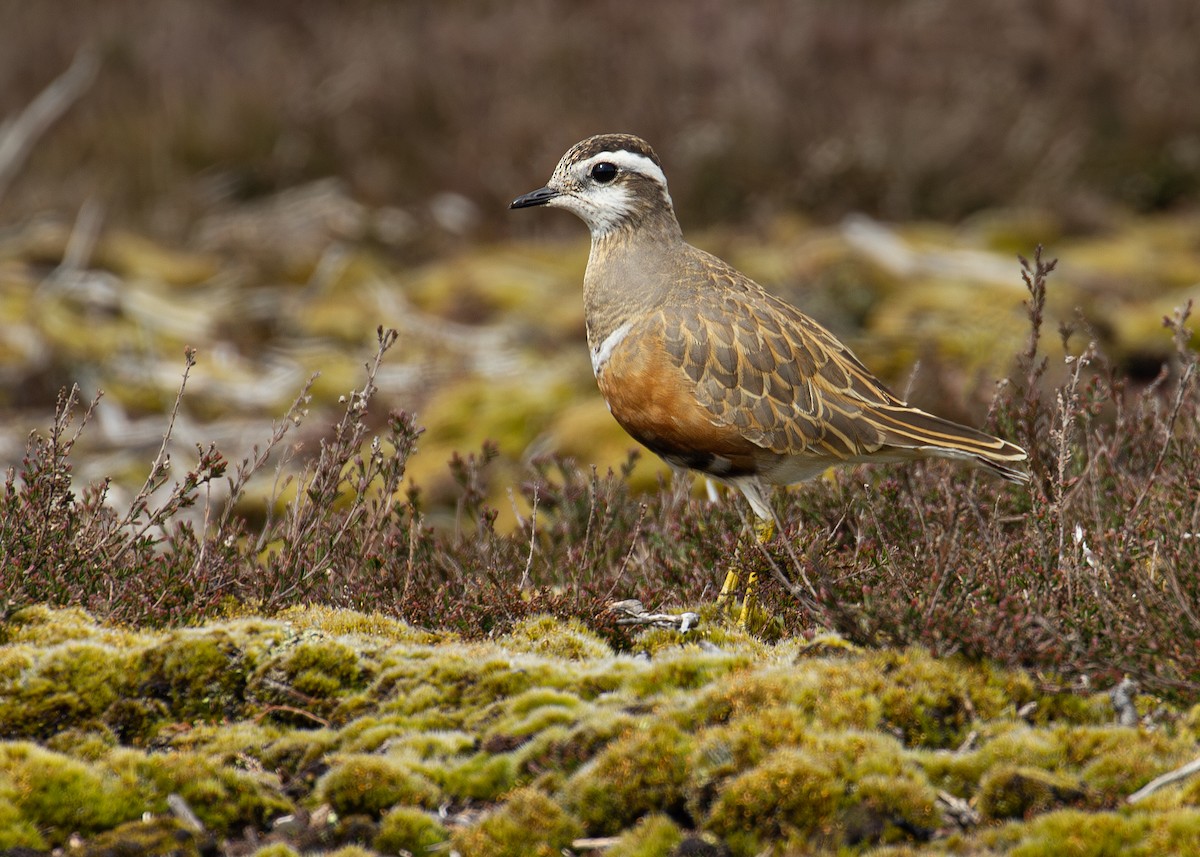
[871,405,1030,484]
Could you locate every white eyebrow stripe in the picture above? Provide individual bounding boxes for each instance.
[581,150,670,191]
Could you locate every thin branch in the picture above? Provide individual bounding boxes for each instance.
[0,50,98,203]
[1128,756,1200,804]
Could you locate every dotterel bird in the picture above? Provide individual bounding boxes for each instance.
[511,133,1028,555]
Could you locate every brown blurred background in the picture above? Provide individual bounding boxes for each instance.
[2,0,1199,522]
[6,0,1200,234]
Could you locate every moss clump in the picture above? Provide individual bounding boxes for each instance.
[873,649,992,749]
[624,648,750,697]
[392,729,476,760]
[253,634,372,709]
[917,724,1068,798]
[74,817,214,857]
[704,747,840,856]
[2,641,135,739]
[452,787,582,857]
[843,771,940,846]
[504,615,612,661]
[314,753,442,817]
[374,806,449,855]
[137,629,249,721]
[44,725,117,759]
[323,847,378,857]
[102,694,172,745]
[480,687,586,752]
[107,747,293,835]
[978,765,1087,820]
[249,845,301,857]
[605,813,684,857]
[516,710,638,780]
[0,742,143,844]
[0,605,110,646]
[376,649,567,723]
[985,808,1149,855]
[261,729,338,789]
[561,720,694,835]
[438,751,518,801]
[0,788,46,851]
[1069,727,1194,799]
[278,604,441,646]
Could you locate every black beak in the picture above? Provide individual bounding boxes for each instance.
[510,186,560,209]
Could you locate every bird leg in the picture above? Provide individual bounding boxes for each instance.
[718,516,776,628]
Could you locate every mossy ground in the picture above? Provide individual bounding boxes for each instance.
[0,607,1193,855]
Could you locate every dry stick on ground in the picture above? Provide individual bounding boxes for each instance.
[0,50,98,204]
[1128,757,1200,804]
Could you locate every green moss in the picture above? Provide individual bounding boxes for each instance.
[0,605,109,646]
[107,747,293,835]
[481,687,586,751]
[0,742,143,844]
[44,725,118,759]
[0,648,32,685]
[687,706,813,819]
[439,751,518,801]
[989,808,1149,856]
[0,787,46,851]
[258,635,372,704]
[137,629,249,721]
[75,817,213,857]
[516,710,638,779]
[681,659,885,735]
[323,847,378,857]
[2,641,135,739]
[605,813,684,857]
[978,765,1087,820]
[1069,727,1194,799]
[393,729,476,759]
[249,845,302,857]
[1142,809,1200,854]
[873,649,988,749]
[561,720,694,835]
[314,753,442,817]
[452,787,582,857]
[377,649,568,722]
[624,648,750,697]
[847,772,940,845]
[918,724,1068,797]
[262,729,338,783]
[703,747,840,856]
[102,694,172,744]
[683,668,799,726]
[338,717,414,753]
[278,604,443,645]
[504,615,612,661]
[374,806,449,855]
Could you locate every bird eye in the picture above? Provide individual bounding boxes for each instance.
[590,162,618,184]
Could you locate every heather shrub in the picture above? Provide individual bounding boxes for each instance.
[2,253,1198,701]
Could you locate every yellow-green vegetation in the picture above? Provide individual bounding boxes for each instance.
[2,607,1198,855]
[313,754,442,817]
[72,818,214,857]
[562,719,695,834]
[373,805,449,855]
[451,787,583,857]
[605,813,685,857]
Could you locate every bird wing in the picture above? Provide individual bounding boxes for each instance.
[661,291,896,459]
[660,258,1027,470]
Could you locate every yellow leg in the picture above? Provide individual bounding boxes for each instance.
[722,516,777,628]
[718,568,741,603]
